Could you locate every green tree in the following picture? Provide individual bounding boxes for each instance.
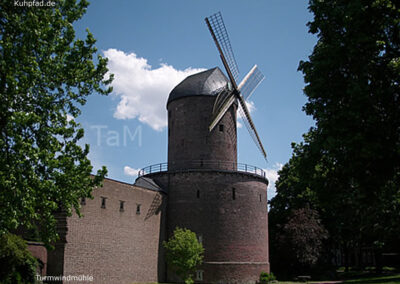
[270,130,363,272]
[0,0,113,246]
[271,0,400,272]
[298,0,400,269]
[163,227,204,284]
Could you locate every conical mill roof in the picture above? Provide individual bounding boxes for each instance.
[167,67,229,106]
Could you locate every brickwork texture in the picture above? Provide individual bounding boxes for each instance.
[47,178,166,284]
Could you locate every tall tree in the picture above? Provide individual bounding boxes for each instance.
[271,0,400,272]
[298,0,400,256]
[0,0,113,245]
[299,0,400,192]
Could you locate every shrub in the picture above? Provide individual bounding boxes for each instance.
[163,227,204,284]
[259,271,276,283]
[0,233,37,284]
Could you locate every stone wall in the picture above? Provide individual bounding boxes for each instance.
[47,178,166,284]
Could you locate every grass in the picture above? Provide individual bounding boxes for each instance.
[343,274,400,284]
[273,272,400,284]
[135,272,400,284]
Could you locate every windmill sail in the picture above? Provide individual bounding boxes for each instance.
[237,96,267,159]
[209,92,236,132]
[212,86,233,114]
[205,12,239,86]
[238,65,265,100]
[206,11,267,160]
[210,66,265,132]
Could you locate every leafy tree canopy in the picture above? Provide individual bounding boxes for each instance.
[270,0,400,272]
[298,0,400,248]
[299,0,400,191]
[0,0,113,246]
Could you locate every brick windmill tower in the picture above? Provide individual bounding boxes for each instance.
[138,12,269,284]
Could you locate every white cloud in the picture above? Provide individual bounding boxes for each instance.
[124,166,140,177]
[237,100,255,128]
[264,162,283,200]
[104,49,205,131]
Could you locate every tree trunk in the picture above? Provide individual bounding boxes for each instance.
[344,246,349,272]
[375,249,383,274]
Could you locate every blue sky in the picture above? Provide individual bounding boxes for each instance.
[73,0,317,199]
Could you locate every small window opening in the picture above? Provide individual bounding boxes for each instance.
[136,204,141,215]
[260,194,262,202]
[101,197,107,209]
[168,110,171,118]
[80,197,86,206]
[232,188,236,200]
[219,124,224,132]
[168,128,171,137]
[197,190,200,199]
[200,160,203,167]
[195,270,204,281]
[198,235,203,244]
[120,201,125,212]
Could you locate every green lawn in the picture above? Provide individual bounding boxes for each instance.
[136,273,400,284]
[343,274,400,284]
[272,273,400,284]
[137,276,400,284]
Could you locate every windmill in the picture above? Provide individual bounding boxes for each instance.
[136,13,271,283]
[205,12,267,160]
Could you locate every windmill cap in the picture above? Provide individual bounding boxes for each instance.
[167,67,229,107]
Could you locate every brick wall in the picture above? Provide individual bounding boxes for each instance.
[150,170,269,284]
[27,241,47,276]
[167,96,237,171]
[48,178,166,284]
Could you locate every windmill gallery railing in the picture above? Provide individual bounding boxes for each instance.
[137,161,266,179]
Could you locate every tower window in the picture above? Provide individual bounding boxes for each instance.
[197,190,200,199]
[219,124,224,132]
[232,188,236,200]
[168,110,171,118]
[80,197,86,206]
[260,194,262,202]
[136,204,141,215]
[120,201,125,212]
[198,235,203,244]
[168,128,171,137]
[101,197,107,209]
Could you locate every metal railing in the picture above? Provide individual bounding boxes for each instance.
[138,163,168,176]
[137,160,266,179]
